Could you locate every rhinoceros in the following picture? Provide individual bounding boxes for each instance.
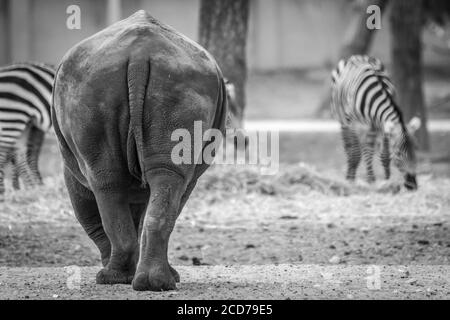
[52,10,227,291]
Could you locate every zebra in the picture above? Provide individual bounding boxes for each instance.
[331,55,421,190]
[0,62,55,199]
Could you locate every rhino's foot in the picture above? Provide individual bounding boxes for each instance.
[169,265,180,283]
[96,268,135,285]
[132,264,177,291]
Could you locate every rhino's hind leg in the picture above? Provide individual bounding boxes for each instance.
[132,169,186,291]
[129,201,186,281]
[130,202,147,242]
[93,182,139,285]
[64,168,111,266]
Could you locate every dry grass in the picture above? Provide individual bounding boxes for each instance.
[1,163,448,225]
[196,163,414,198]
[0,177,72,226]
[187,164,450,224]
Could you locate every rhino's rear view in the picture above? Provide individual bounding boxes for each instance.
[52,10,227,291]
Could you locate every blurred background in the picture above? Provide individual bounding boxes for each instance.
[0,0,449,176]
[1,1,449,71]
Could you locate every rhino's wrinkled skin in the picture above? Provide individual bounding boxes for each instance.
[52,11,227,291]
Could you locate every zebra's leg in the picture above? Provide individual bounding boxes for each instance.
[9,152,20,190]
[26,126,45,185]
[341,126,361,181]
[0,145,15,200]
[381,136,391,180]
[64,167,111,266]
[15,146,40,188]
[11,124,40,188]
[362,130,377,183]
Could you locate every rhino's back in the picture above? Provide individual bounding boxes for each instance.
[52,11,224,188]
[57,10,217,98]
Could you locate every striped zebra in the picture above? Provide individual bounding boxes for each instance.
[331,55,421,190]
[0,62,55,199]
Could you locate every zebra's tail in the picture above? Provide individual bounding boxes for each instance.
[127,58,150,185]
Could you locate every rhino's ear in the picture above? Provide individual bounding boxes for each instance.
[225,81,236,101]
[407,116,421,133]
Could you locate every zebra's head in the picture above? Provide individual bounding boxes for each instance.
[384,117,421,190]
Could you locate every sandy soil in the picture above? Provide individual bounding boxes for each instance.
[0,265,449,299]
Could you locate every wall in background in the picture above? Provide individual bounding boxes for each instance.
[0,0,10,64]
[0,0,448,70]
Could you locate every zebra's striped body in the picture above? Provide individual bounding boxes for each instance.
[331,55,419,190]
[0,62,55,198]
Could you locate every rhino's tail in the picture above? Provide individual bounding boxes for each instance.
[127,58,150,184]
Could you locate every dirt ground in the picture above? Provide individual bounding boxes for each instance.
[0,164,449,299]
[1,265,449,299]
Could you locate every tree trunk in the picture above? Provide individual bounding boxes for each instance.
[315,0,388,117]
[339,0,388,58]
[390,0,430,151]
[0,0,10,65]
[198,0,249,126]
